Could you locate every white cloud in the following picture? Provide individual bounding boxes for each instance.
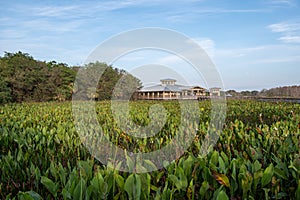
[30,5,79,17]
[268,21,300,44]
[0,29,27,39]
[215,46,267,58]
[186,38,215,58]
[279,35,300,43]
[156,54,183,65]
[215,44,300,65]
[165,8,268,23]
[252,55,300,64]
[268,0,295,6]
[194,38,215,57]
[268,22,300,33]
[22,18,84,33]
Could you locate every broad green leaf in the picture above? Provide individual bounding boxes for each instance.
[210,151,219,166]
[216,190,229,200]
[252,160,262,173]
[176,167,188,190]
[143,159,157,171]
[17,148,22,162]
[125,152,134,171]
[124,174,141,200]
[25,191,42,200]
[40,176,58,197]
[115,174,124,190]
[162,186,171,200]
[168,174,181,190]
[78,160,92,179]
[140,173,151,199]
[18,191,42,200]
[62,188,72,200]
[253,170,263,193]
[274,167,288,180]
[199,181,209,197]
[73,178,86,200]
[219,157,226,173]
[261,164,274,187]
[296,179,300,200]
[183,155,194,175]
[220,151,229,168]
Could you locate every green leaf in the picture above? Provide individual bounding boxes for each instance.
[124,174,141,200]
[17,148,23,162]
[143,159,157,171]
[210,151,219,166]
[253,170,263,193]
[216,190,229,200]
[62,188,72,200]
[168,174,180,190]
[252,160,262,173]
[25,191,42,200]
[274,167,288,180]
[78,160,93,179]
[140,173,151,199]
[261,163,274,187]
[219,156,226,173]
[220,152,229,168]
[18,191,42,200]
[177,167,188,189]
[40,176,58,197]
[183,155,194,175]
[125,152,134,171]
[58,163,67,186]
[115,174,125,190]
[73,178,86,200]
[90,172,107,198]
[296,179,300,200]
[168,167,188,191]
[199,181,209,197]
[162,186,171,200]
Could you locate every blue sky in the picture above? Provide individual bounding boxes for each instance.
[1,0,300,91]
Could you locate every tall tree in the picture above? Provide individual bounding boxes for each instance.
[0,52,76,103]
[74,62,141,100]
[0,52,141,103]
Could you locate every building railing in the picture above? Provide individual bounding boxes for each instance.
[137,95,210,100]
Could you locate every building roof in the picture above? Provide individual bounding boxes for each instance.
[138,78,207,93]
[139,84,191,92]
[160,78,176,82]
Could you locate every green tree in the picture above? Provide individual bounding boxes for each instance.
[74,62,141,100]
[0,78,11,104]
[0,52,141,103]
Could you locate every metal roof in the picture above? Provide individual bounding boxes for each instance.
[139,84,197,92]
[160,78,176,82]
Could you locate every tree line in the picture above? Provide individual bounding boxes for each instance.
[226,86,300,98]
[259,86,300,97]
[0,51,141,104]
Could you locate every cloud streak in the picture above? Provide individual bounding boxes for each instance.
[268,22,300,33]
[268,0,295,7]
[268,21,300,43]
[279,35,300,43]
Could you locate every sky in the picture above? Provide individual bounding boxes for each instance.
[1,0,300,91]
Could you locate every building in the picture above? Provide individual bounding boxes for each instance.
[209,87,221,96]
[136,78,208,100]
